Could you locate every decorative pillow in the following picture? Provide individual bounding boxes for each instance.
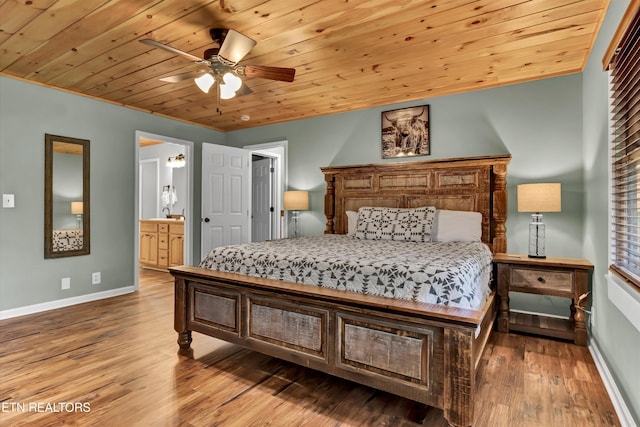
[432,209,482,242]
[345,210,358,236]
[354,206,436,242]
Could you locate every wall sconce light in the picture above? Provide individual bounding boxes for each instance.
[283,190,309,238]
[517,183,561,258]
[167,153,186,168]
[71,201,83,229]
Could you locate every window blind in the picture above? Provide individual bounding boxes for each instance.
[609,5,640,289]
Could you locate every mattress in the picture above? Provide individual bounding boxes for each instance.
[200,235,493,310]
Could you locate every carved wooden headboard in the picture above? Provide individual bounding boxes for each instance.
[321,155,511,253]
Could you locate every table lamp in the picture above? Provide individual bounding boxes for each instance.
[517,183,561,258]
[283,191,309,238]
[71,201,83,229]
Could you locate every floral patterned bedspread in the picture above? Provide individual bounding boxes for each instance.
[200,235,493,310]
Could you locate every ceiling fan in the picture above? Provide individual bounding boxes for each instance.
[140,28,295,101]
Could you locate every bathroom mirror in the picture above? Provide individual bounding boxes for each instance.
[45,134,90,258]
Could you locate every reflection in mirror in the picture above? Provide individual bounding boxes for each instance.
[45,134,90,258]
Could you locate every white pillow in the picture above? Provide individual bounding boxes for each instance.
[346,210,358,236]
[354,206,436,242]
[432,209,482,242]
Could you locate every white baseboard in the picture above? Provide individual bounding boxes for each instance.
[0,286,136,320]
[589,339,638,427]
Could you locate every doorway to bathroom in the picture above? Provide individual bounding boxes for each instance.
[134,131,193,291]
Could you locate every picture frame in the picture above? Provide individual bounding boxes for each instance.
[381,105,430,158]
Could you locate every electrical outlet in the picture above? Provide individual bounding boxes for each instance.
[61,277,70,290]
[92,272,101,285]
[2,194,15,208]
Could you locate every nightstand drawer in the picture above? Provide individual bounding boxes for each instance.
[511,267,573,293]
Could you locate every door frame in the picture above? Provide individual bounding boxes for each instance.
[134,130,194,290]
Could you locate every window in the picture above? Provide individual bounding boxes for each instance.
[605,1,640,290]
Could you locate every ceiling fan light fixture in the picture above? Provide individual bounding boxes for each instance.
[219,83,237,100]
[194,73,215,93]
[222,72,242,92]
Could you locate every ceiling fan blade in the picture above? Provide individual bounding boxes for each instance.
[241,65,296,82]
[139,38,203,63]
[218,29,256,64]
[159,70,207,83]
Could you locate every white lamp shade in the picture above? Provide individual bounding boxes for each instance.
[194,73,215,93]
[517,183,561,213]
[71,201,83,215]
[219,83,236,99]
[222,72,242,91]
[284,191,309,211]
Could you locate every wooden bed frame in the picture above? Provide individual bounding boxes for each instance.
[170,154,511,427]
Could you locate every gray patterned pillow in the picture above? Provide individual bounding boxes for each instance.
[354,206,436,242]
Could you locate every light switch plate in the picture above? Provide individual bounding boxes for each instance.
[2,194,15,208]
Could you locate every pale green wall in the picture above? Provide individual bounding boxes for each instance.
[0,77,223,311]
[583,0,639,424]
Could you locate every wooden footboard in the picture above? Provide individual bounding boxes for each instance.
[170,266,496,427]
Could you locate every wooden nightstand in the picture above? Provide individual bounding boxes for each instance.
[494,254,593,346]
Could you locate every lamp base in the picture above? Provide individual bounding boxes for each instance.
[528,213,546,258]
[292,210,300,238]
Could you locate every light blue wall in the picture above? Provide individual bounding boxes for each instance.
[0,77,223,311]
[583,0,639,424]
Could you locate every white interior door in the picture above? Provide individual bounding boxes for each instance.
[252,157,273,242]
[201,143,251,257]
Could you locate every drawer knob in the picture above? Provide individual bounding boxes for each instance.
[537,277,545,283]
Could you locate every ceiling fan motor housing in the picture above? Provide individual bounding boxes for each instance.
[203,48,220,61]
[209,28,228,45]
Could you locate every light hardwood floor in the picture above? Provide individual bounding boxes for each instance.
[0,269,620,427]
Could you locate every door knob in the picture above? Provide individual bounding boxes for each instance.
[203,217,210,223]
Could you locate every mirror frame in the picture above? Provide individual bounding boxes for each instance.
[45,134,90,258]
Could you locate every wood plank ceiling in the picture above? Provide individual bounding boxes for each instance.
[0,0,610,132]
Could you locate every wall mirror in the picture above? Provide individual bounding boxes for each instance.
[45,134,90,258]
